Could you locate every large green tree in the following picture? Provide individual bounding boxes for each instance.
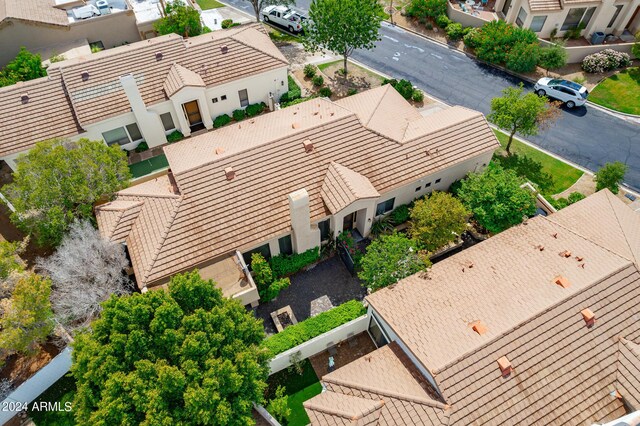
[488,84,561,154]
[154,1,205,37]
[303,0,384,74]
[595,161,627,194]
[358,232,430,292]
[409,191,469,252]
[0,239,25,282]
[537,43,568,75]
[71,271,269,425]
[0,273,54,358]
[0,47,47,87]
[458,164,536,233]
[2,139,131,247]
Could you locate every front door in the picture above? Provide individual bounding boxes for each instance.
[183,100,202,126]
[342,212,356,232]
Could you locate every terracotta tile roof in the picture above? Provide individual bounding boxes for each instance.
[98,86,499,287]
[163,63,206,98]
[0,0,69,26]
[0,74,81,157]
[305,343,450,425]
[304,392,384,424]
[52,24,286,126]
[527,0,562,11]
[547,189,640,266]
[95,200,144,243]
[321,162,380,214]
[617,338,640,410]
[356,190,640,425]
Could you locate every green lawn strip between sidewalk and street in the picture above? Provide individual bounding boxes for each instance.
[588,67,640,116]
[492,129,583,194]
[196,0,225,9]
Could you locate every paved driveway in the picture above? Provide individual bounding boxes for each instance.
[223,0,640,190]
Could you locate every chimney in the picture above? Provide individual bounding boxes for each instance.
[288,189,321,253]
[155,52,163,61]
[224,167,235,180]
[167,169,180,194]
[215,147,224,155]
[81,70,90,81]
[20,93,29,104]
[470,320,487,335]
[554,276,570,288]
[303,139,313,153]
[497,356,512,377]
[221,45,228,54]
[581,308,596,327]
[292,122,300,129]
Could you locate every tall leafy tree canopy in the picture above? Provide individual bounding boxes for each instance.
[595,161,627,194]
[0,47,47,87]
[358,232,430,292]
[488,84,560,154]
[2,139,131,247]
[537,43,568,75]
[0,272,53,358]
[458,164,536,234]
[409,191,469,252]
[72,271,269,425]
[303,0,384,74]
[154,1,205,37]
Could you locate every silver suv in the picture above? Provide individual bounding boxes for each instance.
[534,78,588,109]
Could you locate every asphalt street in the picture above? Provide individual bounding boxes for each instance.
[223,0,640,191]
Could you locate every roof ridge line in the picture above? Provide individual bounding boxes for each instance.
[604,190,639,266]
[402,107,484,144]
[230,27,288,66]
[432,261,637,375]
[141,197,183,282]
[332,162,359,198]
[322,376,448,410]
[364,84,392,127]
[303,396,384,419]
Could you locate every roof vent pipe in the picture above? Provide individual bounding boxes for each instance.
[581,308,596,327]
[554,276,571,288]
[497,356,512,377]
[303,140,313,153]
[81,71,89,81]
[224,167,235,180]
[20,93,29,104]
[155,52,163,61]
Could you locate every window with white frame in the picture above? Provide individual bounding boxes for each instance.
[608,5,623,27]
[516,7,528,27]
[102,123,143,146]
[160,112,175,131]
[376,198,395,216]
[561,7,596,30]
[529,15,547,32]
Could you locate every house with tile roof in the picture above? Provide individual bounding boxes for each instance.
[95,85,500,306]
[495,0,640,40]
[0,0,143,66]
[0,24,289,170]
[304,189,640,425]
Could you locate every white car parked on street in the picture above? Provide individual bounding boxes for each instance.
[534,78,589,109]
[262,5,306,33]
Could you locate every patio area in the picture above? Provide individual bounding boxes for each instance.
[450,0,498,21]
[308,332,378,378]
[252,255,367,335]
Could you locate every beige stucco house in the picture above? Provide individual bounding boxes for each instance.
[305,189,640,425]
[0,24,289,170]
[95,85,500,306]
[497,0,640,39]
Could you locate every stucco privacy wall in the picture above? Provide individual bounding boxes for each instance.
[268,314,370,374]
[447,3,492,27]
[539,38,634,62]
[0,12,141,66]
[498,0,640,39]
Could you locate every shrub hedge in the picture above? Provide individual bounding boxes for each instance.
[232,109,246,121]
[263,300,367,355]
[406,0,447,20]
[279,75,301,103]
[134,141,149,153]
[166,130,184,143]
[263,277,291,303]
[582,49,631,73]
[269,247,320,278]
[303,64,317,78]
[390,204,410,225]
[463,20,538,66]
[246,102,266,117]
[213,114,231,128]
[312,75,324,87]
[318,86,332,97]
[221,19,233,29]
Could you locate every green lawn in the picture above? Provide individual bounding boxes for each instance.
[268,28,300,44]
[286,382,323,425]
[196,0,225,9]
[589,67,640,115]
[29,373,76,426]
[266,359,320,425]
[492,129,583,194]
[129,154,169,179]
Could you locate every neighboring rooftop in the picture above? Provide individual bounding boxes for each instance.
[97,85,499,288]
[313,190,640,425]
[527,0,562,11]
[0,24,287,157]
[0,0,68,26]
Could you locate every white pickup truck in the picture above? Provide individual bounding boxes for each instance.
[262,5,306,34]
